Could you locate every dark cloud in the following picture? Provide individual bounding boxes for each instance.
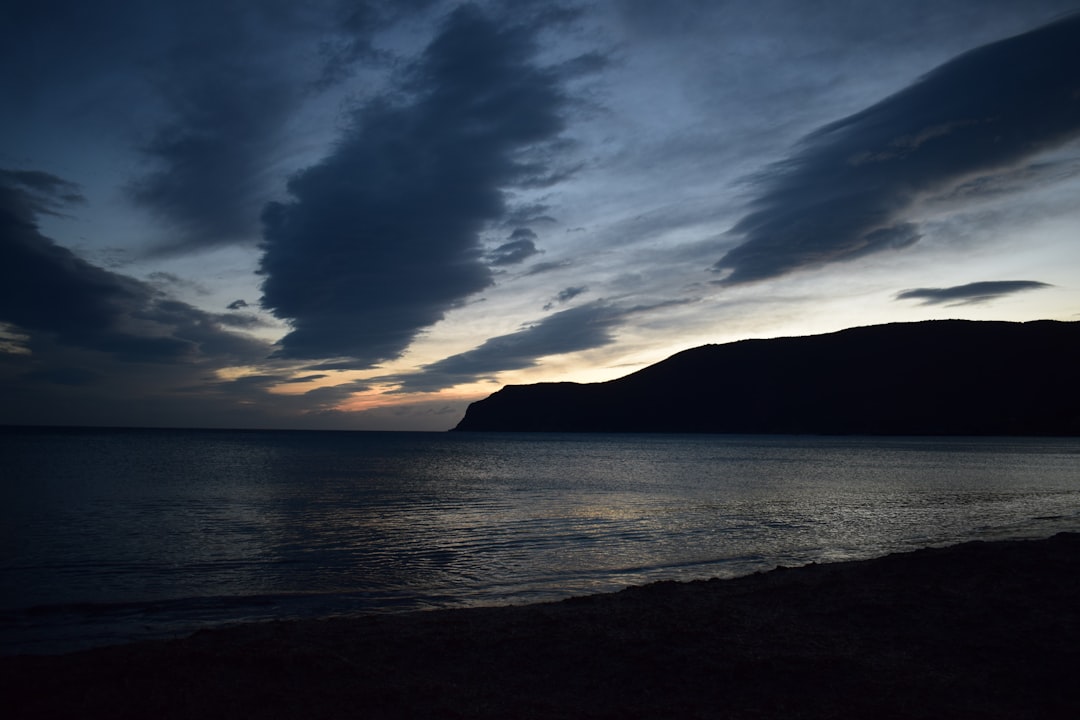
[394,301,623,392]
[227,299,249,310]
[4,1,293,252]
[147,272,210,297]
[283,374,329,384]
[303,360,376,372]
[314,0,440,89]
[130,70,296,251]
[0,169,85,217]
[120,1,369,253]
[714,13,1080,285]
[525,260,574,276]
[502,203,557,226]
[0,168,324,427]
[0,169,269,365]
[203,373,370,409]
[557,286,587,301]
[544,285,587,310]
[4,1,459,253]
[259,5,580,366]
[896,281,1052,306]
[214,313,267,329]
[488,228,541,265]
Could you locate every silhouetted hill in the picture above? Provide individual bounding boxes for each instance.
[452,320,1080,435]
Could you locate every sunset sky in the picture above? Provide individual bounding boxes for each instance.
[3,1,1079,430]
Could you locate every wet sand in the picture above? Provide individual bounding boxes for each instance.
[4,532,1079,719]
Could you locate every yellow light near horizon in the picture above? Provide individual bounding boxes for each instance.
[213,366,261,381]
[333,384,489,413]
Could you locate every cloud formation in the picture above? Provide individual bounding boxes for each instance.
[0,168,377,426]
[259,5,580,366]
[314,0,440,89]
[488,228,541,265]
[395,301,624,392]
[544,285,587,310]
[0,169,268,367]
[42,1,432,253]
[895,281,1052,306]
[714,12,1080,285]
[4,3,1078,431]
[130,68,295,251]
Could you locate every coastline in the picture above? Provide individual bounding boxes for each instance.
[4,532,1079,719]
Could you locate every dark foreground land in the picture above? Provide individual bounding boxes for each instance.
[4,534,1080,719]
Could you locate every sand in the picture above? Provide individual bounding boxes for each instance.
[3,532,1079,719]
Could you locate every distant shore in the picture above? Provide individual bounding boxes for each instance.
[4,532,1080,719]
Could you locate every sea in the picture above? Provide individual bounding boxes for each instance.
[2,427,1079,655]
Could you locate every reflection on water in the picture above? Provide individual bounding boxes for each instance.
[2,429,1079,652]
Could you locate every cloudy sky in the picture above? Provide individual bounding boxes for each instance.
[3,1,1079,430]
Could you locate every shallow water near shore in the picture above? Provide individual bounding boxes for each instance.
[2,428,1079,654]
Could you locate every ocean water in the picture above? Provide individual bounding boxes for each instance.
[2,427,1078,655]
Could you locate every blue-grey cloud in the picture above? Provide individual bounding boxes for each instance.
[714,12,1080,285]
[0,169,269,365]
[393,301,624,392]
[259,5,588,366]
[0,169,85,216]
[214,312,268,329]
[3,1,453,253]
[502,203,557,227]
[896,280,1052,306]
[314,0,440,89]
[555,286,587,303]
[544,285,587,310]
[525,260,574,276]
[2,1,304,253]
[130,70,296,251]
[488,228,541,265]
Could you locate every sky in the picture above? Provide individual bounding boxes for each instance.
[2,0,1079,431]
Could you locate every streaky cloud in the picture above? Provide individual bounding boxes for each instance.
[488,228,541,265]
[131,71,295,251]
[393,301,625,392]
[120,1,342,252]
[895,280,1052,306]
[714,12,1080,284]
[283,373,329,384]
[524,260,573,276]
[196,373,372,417]
[544,285,587,310]
[0,168,269,365]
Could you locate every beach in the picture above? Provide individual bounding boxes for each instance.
[4,532,1079,719]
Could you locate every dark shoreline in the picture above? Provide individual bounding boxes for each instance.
[4,533,1080,719]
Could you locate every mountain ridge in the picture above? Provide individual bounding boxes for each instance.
[452,319,1080,435]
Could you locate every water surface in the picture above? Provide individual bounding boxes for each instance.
[2,428,1078,653]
